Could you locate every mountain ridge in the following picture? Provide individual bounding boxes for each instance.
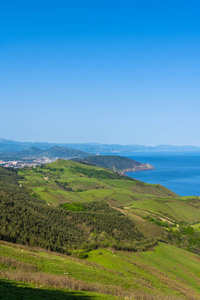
[0,146,90,160]
[1,138,200,153]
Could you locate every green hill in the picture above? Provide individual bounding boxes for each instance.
[18,159,200,229]
[18,159,176,206]
[72,154,154,174]
[17,160,200,251]
[0,241,200,299]
[1,161,200,298]
[42,146,90,158]
[0,146,91,161]
[17,147,44,156]
[0,165,156,253]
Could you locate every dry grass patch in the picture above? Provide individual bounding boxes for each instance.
[0,256,38,272]
[0,269,183,300]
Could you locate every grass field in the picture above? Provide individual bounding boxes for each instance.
[191,222,200,232]
[18,160,200,229]
[0,279,116,300]
[128,197,200,224]
[2,161,200,299]
[0,241,200,299]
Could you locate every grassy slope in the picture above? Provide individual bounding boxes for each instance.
[128,197,200,223]
[191,222,200,232]
[0,241,200,299]
[72,154,153,173]
[2,161,200,298]
[0,279,114,300]
[18,160,200,228]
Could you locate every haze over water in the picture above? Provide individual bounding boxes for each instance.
[122,151,200,197]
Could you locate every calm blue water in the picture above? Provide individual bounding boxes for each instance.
[103,152,200,196]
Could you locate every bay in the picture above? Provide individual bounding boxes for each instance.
[103,151,200,196]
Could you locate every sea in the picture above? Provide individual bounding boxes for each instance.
[103,151,200,197]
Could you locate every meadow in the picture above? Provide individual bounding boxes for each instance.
[1,241,200,299]
[18,160,200,229]
[1,160,200,299]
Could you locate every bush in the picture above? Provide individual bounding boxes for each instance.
[72,250,88,259]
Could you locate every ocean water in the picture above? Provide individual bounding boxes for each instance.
[105,152,200,196]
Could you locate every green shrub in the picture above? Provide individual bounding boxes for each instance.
[72,250,88,259]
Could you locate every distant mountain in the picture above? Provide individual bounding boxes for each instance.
[66,143,149,153]
[67,143,200,153]
[42,146,89,158]
[0,143,91,162]
[0,139,57,153]
[152,144,200,151]
[1,138,200,154]
[18,147,44,156]
[3,146,90,160]
[72,155,154,174]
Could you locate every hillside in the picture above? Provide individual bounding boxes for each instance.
[1,161,200,298]
[18,147,44,156]
[18,160,200,253]
[72,155,154,174]
[0,165,154,253]
[0,146,91,168]
[42,146,90,158]
[11,146,90,159]
[0,241,200,299]
[18,159,177,208]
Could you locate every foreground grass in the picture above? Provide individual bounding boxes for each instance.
[0,241,200,299]
[0,278,115,300]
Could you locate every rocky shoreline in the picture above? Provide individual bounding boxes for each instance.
[120,163,155,175]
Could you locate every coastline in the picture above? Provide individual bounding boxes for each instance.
[120,164,155,175]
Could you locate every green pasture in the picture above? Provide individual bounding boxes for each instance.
[1,241,200,299]
[87,243,200,298]
[0,279,116,300]
[191,222,200,232]
[128,197,200,223]
[18,160,200,227]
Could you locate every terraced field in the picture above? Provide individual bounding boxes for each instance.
[19,159,200,228]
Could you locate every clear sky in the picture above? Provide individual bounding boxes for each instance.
[1,0,200,145]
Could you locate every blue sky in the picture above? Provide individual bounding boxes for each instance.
[1,0,200,145]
